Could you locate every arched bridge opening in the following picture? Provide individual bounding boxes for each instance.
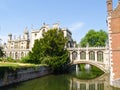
[73,61,107,73]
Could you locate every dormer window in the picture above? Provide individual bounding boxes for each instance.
[21,46,23,49]
[35,33,37,37]
[42,29,45,36]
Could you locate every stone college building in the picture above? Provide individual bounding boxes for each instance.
[4,23,75,60]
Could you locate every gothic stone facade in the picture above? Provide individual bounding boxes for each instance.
[4,30,30,60]
[4,23,74,60]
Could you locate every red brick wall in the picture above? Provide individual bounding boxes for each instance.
[111,34,120,50]
[111,18,120,33]
[111,17,120,80]
[112,51,120,79]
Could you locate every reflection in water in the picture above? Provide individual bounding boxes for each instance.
[70,74,109,90]
[0,74,120,90]
[75,64,104,80]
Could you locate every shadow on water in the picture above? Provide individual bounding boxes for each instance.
[73,63,104,80]
[0,74,120,90]
[0,74,70,90]
[0,63,120,90]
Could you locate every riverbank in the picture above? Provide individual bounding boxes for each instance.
[1,74,119,90]
[0,63,52,87]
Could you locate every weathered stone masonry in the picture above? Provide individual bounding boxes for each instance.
[0,66,52,87]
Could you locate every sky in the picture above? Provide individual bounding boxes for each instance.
[0,0,119,43]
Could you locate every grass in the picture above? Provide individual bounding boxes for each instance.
[0,62,34,67]
[0,61,48,79]
[0,61,47,68]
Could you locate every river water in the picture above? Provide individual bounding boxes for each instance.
[1,73,120,90]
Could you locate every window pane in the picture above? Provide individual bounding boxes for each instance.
[97,51,103,62]
[80,51,86,60]
[89,51,95,60]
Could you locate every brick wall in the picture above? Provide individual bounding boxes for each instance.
[110,17,120,80]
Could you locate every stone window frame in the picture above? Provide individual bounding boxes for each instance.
[89,51,95,60]
[97,51,103,62]
[72,51,77,60]
[80,51,86,60]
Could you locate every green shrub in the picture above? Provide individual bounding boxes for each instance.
[7,57,14,62]
[21,55,31,63]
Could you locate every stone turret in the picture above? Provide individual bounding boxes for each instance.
[24,27,29,40]
[107,0,120,87]
[107,0,113,16]
[8,33,12,41]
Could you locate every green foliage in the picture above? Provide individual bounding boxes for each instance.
[5,57,20,63]
[79,64,85,71]
[7,57,13,61]
[29,29,69,72]
[41,51,69,72]
[20,55,30,63]
[80,29,108,47]
[0,46,4,57]
[75,64,104,80]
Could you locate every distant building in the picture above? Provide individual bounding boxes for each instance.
[4,28,30,59]
[4,23,75,59]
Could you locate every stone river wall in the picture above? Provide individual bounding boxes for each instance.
[0,66,52,87]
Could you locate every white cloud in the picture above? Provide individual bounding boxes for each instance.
[69,22,84,31]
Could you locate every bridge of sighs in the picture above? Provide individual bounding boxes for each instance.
[67,47,109,73]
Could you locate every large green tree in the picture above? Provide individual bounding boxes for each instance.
[80,29,108,47]
[0,39,4,58]
[28,29,69,72]
[0,38,5,57]
[0,46,4,58]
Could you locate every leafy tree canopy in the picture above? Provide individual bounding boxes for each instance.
[80,29,108,47]
[0,46,4,58]
[28,28,69,72]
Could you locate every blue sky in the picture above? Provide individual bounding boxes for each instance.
[0,0,119,43]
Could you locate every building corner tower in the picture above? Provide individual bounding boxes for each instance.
[107,0,120,87]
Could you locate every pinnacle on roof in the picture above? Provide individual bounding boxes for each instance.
[111,0,120,18]
[24,27,29,34]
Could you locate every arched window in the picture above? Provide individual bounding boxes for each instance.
[35,33,37,37]
[4,52,6,57]
[21,52,24,57]
[80,84,86,90]
[80,51,86,60]
[67,41,72,48]
[10,52,12,57]
[97,51,103,62]
[89,84,95,90]
[21,46,23,49]
[97,83,104,90]
[72,51,77,60]
[15,52,18,60]
[89,51,95,60]
[42,29,45,36]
